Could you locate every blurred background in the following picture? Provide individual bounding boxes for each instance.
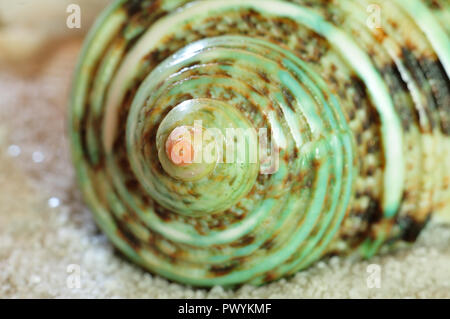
[0,0,449,298]
[0,0,109,194]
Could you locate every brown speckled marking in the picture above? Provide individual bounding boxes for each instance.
[210,262,240,277]
[257,70,270,84]
[230,235,256,247]
[116,223,142,251]
[421,57,450,136]
[401,47,438,132]
[282,87,296,113]
[399,215,432,242]
[123,0,144,16]
[154,202,174,222]
[261,238,275,250]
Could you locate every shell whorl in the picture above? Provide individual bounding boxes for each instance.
[70,0,450,286]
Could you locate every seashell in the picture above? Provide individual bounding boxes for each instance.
[69,0,450,286]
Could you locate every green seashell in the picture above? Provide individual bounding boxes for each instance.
[69,0,450,286]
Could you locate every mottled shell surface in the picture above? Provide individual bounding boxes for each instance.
[69,0,450,286]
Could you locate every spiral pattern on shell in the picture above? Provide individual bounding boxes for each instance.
[70,0,450,286]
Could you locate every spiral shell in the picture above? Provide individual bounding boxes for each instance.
[69,0,450,286]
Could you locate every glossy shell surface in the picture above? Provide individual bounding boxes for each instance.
[70,0,450,286]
